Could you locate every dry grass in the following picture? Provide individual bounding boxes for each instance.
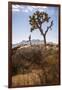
[12,69,43,87]
[12,44,60,87]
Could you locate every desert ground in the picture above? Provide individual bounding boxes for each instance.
[12,44,60,87]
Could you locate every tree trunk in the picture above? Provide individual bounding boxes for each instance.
[43,34,46,47]
[30,40,31,45]
[29,39,31,45]
[39,28,46,47]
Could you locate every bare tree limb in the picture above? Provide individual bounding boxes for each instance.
[36,22,44,35]
[45,20,53,35]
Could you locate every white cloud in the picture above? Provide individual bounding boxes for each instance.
[12,5,17,9]
[12,5,20,12]
[12,8,20,12]
[32,6,39,9]
[12,5,24,9]
[27,6,33,11]
[42,6,47,8]
[12,5,28,13]
[12,5,48,13]
[32,6,47,9]
[23,9,29,13]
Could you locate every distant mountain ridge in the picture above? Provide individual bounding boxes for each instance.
[12,39,44,48]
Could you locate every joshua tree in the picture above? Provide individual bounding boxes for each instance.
[29,35,31,45]
[29,11,53,47]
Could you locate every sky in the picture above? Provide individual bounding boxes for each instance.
[12,4,59,44]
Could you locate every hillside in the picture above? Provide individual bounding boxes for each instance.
[12,44,60,87]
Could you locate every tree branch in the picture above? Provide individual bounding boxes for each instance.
[45,20,53,35]
[36,22,44,35]
[42,17,51,24]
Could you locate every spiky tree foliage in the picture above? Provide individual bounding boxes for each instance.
[29,11,53,46]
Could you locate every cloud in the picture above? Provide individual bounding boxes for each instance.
[27,6,33,11]
[32,6,47,9]
[12,8,20,12]
[22,6,33,13]
[23,9,29,13]
[12,5,24,9]
[12,5,20,12]
[12,5,29,13]
[42,6,47,8]
[12,5,48,13]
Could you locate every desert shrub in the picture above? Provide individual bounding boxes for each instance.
[12,63,26,75]
[12,64,18,75]
[46,64,59,84]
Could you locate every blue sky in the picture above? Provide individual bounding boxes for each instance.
[12,5,59,44]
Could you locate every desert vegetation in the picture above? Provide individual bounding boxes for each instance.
[12,44,60,87]
[29,11,53,46]
[12,9,60,87]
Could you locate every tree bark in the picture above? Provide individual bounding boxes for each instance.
[39,28,46,47]
[43,34,46,47]
[30,40,31,45]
